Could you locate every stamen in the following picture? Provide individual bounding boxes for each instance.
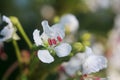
[48,38,52,46]
[57,36,62,42]
[52,39,57,45]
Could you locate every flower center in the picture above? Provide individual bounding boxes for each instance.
[48,36,62,46]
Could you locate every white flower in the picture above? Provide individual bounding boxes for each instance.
[0,15,20,42]
[111,0,120,14]
[114,15,120,29]
[62,47,107,76]
[33,20,72,63]
[84,0,110,12]
[92,42,105,56]
[60,14,79,33]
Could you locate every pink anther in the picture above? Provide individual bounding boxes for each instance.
[48,38,52,46]
[52,39,57,45]
[57,36,62,42]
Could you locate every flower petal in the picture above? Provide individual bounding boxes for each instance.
[82,55,107,74]
[12,33,20,40]
[51,23,65,39]
[3,15,13,28]
[54,43,72,57]
[33,29,43,46]
[0,16,20,42]
[12,28,20,40]
[63,57,81,76]
[60,14,79,33]
[0,27,14,42]
[85,47,94,56]
[41,20,52,36]
[37,50,54,63]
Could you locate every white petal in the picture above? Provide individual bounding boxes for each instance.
[12,27,20,40]
[2,15,13,28]
[64,64,79,76]
[75,47,93,61]
[41,20,52,35]
[37,50,54,63]
[12,33,20,40]
[41,20,65,39]
[82,55,107,74]
[54,43,72,57]
[33,29,43,46]
[63,57,81,76]
[60,14,79,33]
[0,15,15,42]
[75,52,87,63]
[51,23,65,39]
[0,27,14,42]
[85,47,94,56]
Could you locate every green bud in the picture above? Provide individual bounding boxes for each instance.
[81,33,91,41]
[53,16,60,23]
[9,16,19,25]
[83,41,91,46]
[72,42,85,53]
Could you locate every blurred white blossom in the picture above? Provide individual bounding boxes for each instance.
[62,47,107,76]
[59,14,79,43]
[92,42,105,56]
[114,15,120,29]
[111,0,120,14]
[60,14,79,34]
[107,15,120,80]
[0,15,20,42]
[84,0,110,12]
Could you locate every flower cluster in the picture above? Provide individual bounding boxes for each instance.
[0,14,108,80]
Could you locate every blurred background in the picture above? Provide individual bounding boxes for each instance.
[0,0,120,80]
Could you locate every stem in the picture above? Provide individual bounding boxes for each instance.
[2,61,18,80]
[10,16,33,49]
[12,40,22,68]
[12,40,21,62]
[39,72,48,80]
[12,40,25,79]
[29,53,37,75]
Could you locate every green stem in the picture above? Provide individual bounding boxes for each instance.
[12,40,21,63]
[10,16,33,49]
[12,40,22,69]
[39,72,48,80]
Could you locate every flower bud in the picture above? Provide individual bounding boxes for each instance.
[81,33,91,41]
[72,42,85,53]
[9,16,19,25]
